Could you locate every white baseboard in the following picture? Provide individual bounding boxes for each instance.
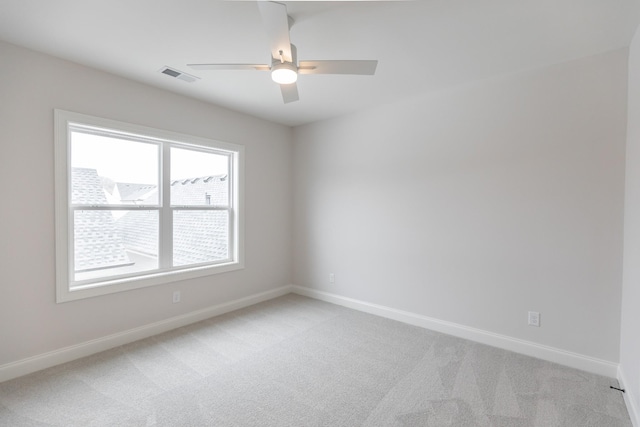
[0,285,293,383]
[1,284,621,386]
[619,366,640,426]
[292,285,619,378]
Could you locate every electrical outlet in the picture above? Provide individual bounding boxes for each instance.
[329,273,335,283]
[173,291,181,304]
[528,311,540,327]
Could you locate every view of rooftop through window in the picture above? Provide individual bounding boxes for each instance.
[70,128,231,284]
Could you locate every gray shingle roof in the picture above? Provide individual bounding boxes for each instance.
[117,182,157,203]
[113,210,158,256]
[172,210,229,266]
[72,168,230,276]
[71,168,131,272]
[72,167,110,205]
[171,176,228,206]
[74,210,133,272]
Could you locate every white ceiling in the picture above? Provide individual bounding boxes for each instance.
[1,0,639,127]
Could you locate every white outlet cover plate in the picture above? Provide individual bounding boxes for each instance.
[528,311,540,327]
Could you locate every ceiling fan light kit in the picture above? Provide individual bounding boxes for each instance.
[271,61,297,84]
[188,1,378,103]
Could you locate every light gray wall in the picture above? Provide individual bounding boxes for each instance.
[620,26,640,422]
[293,49,628,362]
[0,41,293,366]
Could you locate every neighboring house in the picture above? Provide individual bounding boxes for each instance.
[71,167,229,276]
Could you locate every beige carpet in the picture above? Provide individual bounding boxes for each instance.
[0,294,631,426]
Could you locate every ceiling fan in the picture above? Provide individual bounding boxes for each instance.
[187,1,378,104]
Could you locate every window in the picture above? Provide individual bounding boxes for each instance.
[54,110,244,302]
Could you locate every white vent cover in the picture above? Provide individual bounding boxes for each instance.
[159,66,199,83]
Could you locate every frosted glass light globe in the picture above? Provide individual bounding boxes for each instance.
[271,63,298,84]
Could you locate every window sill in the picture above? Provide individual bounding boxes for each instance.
[56,261,244,303]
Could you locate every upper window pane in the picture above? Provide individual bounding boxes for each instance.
[170,147,229,206]
[71,128,159,206]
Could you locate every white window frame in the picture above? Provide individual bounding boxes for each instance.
[54,109,244,303]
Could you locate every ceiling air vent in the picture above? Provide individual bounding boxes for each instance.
[159,66,199,83]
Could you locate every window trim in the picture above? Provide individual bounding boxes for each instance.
[54,109,245,303]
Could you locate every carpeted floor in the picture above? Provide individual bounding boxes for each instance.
[0,294,631,426]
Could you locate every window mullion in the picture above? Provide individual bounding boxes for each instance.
[160,143,172,269]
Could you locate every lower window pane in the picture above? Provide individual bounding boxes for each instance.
[73,210,158,284]
[173,210,229,267]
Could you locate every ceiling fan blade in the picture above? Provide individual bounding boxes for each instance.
[257,1,292,63]
[280,83,299,103]
[298,60,378,75]
[187,63,270,71]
